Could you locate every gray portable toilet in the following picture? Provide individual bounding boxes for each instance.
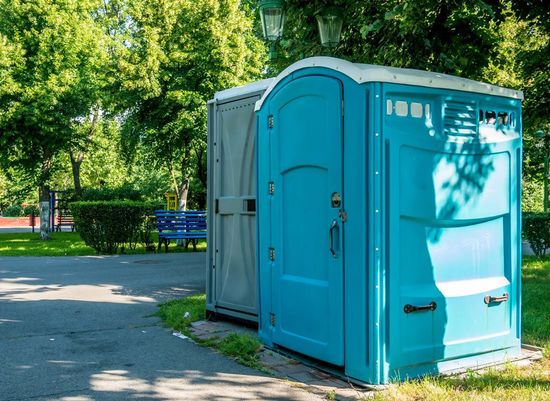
[206,79,274,322]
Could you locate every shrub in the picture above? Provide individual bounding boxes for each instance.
[69,201,157,254]
[23,204,39,216]
[3,204,23,217]
[522,179,544,212]
[522,212,550,257]
[66,184,144,203]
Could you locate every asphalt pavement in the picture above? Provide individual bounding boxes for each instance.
[0,253,321,401]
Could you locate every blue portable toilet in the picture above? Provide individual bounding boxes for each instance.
[255,57,523,384]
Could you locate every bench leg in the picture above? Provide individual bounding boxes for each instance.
[192,239,197,251]
[164,238,169,253]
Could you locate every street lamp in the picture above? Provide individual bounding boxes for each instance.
[259,0,285,59]
[536,130,549,211]
[315,7,344,48]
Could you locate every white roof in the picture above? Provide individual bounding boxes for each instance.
[255,57,523,111]
[213,78,275,103]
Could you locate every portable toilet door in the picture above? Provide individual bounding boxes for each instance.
[256,57,523,384]
[206,79,274,322]
[258,75,346,365]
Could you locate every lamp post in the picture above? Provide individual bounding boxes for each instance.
[259,0,285,60]
[537,130,549,211]
[315,7,344,49]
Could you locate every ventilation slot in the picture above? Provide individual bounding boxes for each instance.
[443,101,477,136]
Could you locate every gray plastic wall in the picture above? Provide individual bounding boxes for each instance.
[206,79,273,322]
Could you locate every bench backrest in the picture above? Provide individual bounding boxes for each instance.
[154,210,207,231]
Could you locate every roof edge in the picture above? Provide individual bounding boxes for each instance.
[254,57,523,111]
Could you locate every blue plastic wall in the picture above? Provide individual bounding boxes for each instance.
[256,67,522,384]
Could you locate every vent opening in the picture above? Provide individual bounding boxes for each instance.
[444,100,477,136]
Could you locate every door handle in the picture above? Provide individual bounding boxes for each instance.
[484,293,509,305]
[404,302,437,314]
[329,219,338,258]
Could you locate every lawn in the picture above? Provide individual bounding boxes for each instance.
[156,258,550,401]
[0,232,206,256]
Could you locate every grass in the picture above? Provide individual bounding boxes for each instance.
[0,232,95,256]
[0,232,206,256]
[522,256,550,351]
[157,259,550,401]
[155,294,264,370]
[155,294,207,335]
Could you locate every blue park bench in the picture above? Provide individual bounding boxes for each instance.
[154,210,207,252]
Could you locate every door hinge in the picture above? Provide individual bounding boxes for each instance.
[268,181,275,195]
[270,312,276,326]
[215,199,219,214]
[268,247,275,261]
[268,115,274,128]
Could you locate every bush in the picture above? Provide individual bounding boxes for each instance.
[66,184,144,203]
[523,179,544,212]
[69,201,157,254]
[23,204,39,216]
[3,204,23,217]
[522,212,550,257]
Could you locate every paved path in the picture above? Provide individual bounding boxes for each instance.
[0,253,320,401]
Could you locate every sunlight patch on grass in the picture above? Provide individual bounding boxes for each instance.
[0,232,206,257]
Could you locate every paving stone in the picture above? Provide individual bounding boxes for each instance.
[286,371,319,383]
[273,363,312,376]
[188,320,379,400]
[259,350,291,366]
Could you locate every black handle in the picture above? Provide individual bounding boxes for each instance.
[404,302,437,314]
[329,219,338,258]
[484,293,509,305]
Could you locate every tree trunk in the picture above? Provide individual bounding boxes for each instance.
[177,178,189,210]
[69,107,99,194]
[176,147,192,210]
[70,153,83,194]
[39,185,51,240]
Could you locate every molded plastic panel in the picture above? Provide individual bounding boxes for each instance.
[207,94,261,319]
[383,87,521,377]
[265,75,345,366]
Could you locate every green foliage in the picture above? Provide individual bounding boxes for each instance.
[22,204,39,217]
[3,204,23,217]
[522,212,550,257]
[155,294,207,334]
[119,0,265,207]
[522,257,550,348]
[217,333,263,369]
[522,180,544,212]
[0,0,110,189]
[73,185,144,202]
[69,200,156,254]
[273,1,502,79]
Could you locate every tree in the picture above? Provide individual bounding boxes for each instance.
[0,0,109,238]
[119,0,266,209]
[272,0,505,79]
